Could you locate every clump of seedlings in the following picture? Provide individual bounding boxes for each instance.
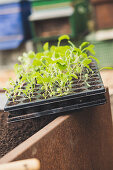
[4,35,112,104]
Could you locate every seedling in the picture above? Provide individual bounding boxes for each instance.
[4,35,112,103]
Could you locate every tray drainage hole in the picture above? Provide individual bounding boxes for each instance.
[92,68,97,71]
[23,97,37,103]
[91,65,96,68]
[20,86,26,90]
[11,92,19,96]
[73,88,86,93]
[72,77,78,81]
[7,101,20,106]
[92,74,99,77]
[38,96,45,100]
[88,77,99,81]
[88,81,101,86]
[77,80,84,84]
[79,99,83,103]
[22,82,27,86]
[19,91,23,95]
[33,92,39,96]
[73,80,84,84]
[91,66,97,69]
[33,89,40,92]
[15,96,23,100]
[72,84,84,88]
[8,98,13,101]
[35,84,41,88]
[90,62,95,66]
[88,85,103,90]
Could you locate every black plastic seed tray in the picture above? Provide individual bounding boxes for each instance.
[4,62,106,123]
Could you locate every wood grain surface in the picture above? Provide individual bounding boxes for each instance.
[0,88,113,170]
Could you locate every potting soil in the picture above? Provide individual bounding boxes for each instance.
[0,111,58,158]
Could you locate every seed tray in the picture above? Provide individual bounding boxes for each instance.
[4,62,106,123]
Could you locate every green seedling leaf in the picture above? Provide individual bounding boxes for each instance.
[33,59,42,66]
[89,56,99,64]
[75,66,82,74]
[68,40,75,48]
[99,67,113,71]
[28,51,35,59]
[85,73,88,80]
[55,53,59,58]
[82,58,92,66]
[83,44,95,55]
[80,42,89,49]
[50,45,56,52]
[58,35,70,46]
[14,63,19,70]
[43,42,49,51]
[3,87,7,91]
[85,81,90,87]
[54,46,70,55]
[57,88,61,92]
[45,57,54,64]
[57,62,67,71]
[56,59,65,65]
[36,52,43,59]
[81,53,87,58]
[73,48,81,55]
[58,35,70,42]
[70,74,78,79]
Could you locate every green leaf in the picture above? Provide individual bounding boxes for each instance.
[82,58,92,65]
[58,35,70,46]
[84,74,89,82]
[56,59,66,65]
[28,51,35,59]
[57,88,61,92]
[45,57,53,64]
[81,53,87,58]
[43,42,49,51]
[89,56,99,64]
[73,48,81,55]
[58,35,70,42]
[55,53,59,58]
[36,52,43,59]
[33,60,42,66]
[83,44,95,55]
[57,62,67,70]
[43,76,51,83]
[3,87,8,91]
[70,74,78,79]
[14,63,19,71]
[85,81,90,87]
[80,42,89,49]
[68,40,75,48]
[99,67,113,71]
[50,45,56,52]
[75,66,82,74]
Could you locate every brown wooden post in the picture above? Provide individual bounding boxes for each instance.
[0,88,113,170]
